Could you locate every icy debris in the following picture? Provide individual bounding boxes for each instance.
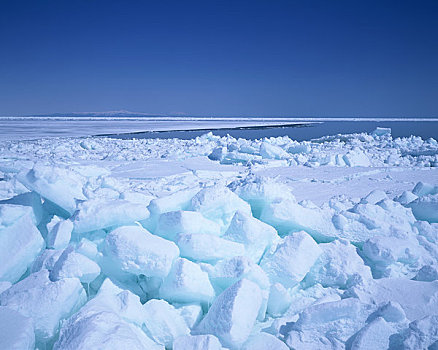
[0,307,35,350]
[394,190,418,205]
[0,204,44,283]
[31,249,64,273]
[155,210,221,241]
[177,232,245,263]
[18,164,86,216]
[242,332,289,350]
[260,231,322,288]
[143,299,190,348]
[0,282,11,294]
[148,187,200,217]
[72,198,150,233]
[190,185,252,230]
[50,246,101,284]
[360,189,387,204]
[371,127,392,137]
[343,148,371,167]
[103,225,179,278]
[412,181,438,197]
[196,278,263,349]
[415,264,438,281]
[267,283,292,317]
[173,334,222,350]
[159,257,215,304]
[0,270,86,343]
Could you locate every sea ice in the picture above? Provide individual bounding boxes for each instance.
[0,307,35,350]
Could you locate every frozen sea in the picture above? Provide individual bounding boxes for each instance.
[1,116,438,349]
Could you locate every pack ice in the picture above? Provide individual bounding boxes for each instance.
[0,127,438,349]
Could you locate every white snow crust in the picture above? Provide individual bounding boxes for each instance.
[1,127,438,349]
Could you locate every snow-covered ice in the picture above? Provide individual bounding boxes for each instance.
[1,126,438,349]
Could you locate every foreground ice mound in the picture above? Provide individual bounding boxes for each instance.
[0,204,44,283]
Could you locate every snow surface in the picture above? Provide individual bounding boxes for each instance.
[0,127,438,349]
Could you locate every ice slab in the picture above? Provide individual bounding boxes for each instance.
[0,307,35,350]
[260,231,322,288]
[242,332,289,350]
[408,194,438,223]
[73,198,150,233]
[159,257,215,304]
[190,185,252,230]
[0,204,44,283]
[18,165,86,216]
[155,210,221,241]
[224,210,278,263]
[143,299,190,348]
[103,225,179,278]
[46,218,73,249]
[177,232,245,263]
[0,270,86,343]
[196,278,262,349]
[173,334,222,350]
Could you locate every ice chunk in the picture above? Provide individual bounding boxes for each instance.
[120,191,154,205]
[223,210,278,263]
[408,194,438,223]
[195,278,262,349]
[306,239,372,288]
[285,298,374,349]
[190,185,252,230]
[394,191,418,205]
[231,175,296,218]
[148,187,199,216]
[415,264,438,281]
[208,256,270,292]
[73,198,150,233]
[371,127,391,137]
[399,315,438,349]
[155,210,221,241]
[242,332,289,350]
[54,311,163,350]
[31,249,64,273]
[50,246,101,284]
[103,225,179,278]
[349,278,438,321]
[173,334,222,350]
[18,164,86,216]
[46,218,73,249]
[0,307,35,350]
[367,301,407,323]
[159,258,215,304]
[260,197,336,241]
[343,148,371,167]
[143,299,190,348]
[0,282,11,294]
[350,317,395,350]
[415,221,438,243]
[412,181,438,197]
[260,142,290,160]
[0,204,44,283]
[360,189,387,204]
[267,283,292,317]
[177,233,245,263]
[260,231,322,288]
[0,270,86,343]
[175,303,203,329]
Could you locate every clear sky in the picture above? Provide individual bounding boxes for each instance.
[0,0,437,117]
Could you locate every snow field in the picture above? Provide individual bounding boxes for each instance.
[0,128,438,349]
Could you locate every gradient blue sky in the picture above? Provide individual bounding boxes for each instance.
[1,0,437,117]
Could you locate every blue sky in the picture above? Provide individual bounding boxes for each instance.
[0,0,437,117]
